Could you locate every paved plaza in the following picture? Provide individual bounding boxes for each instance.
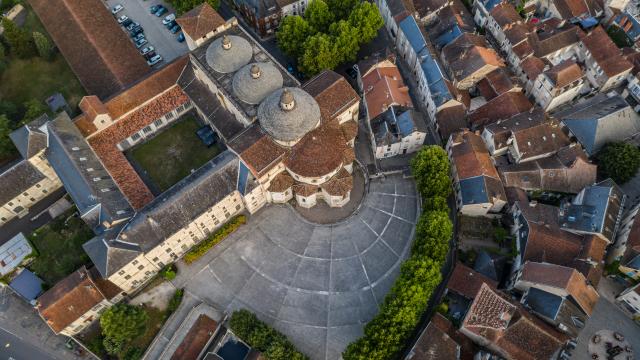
[172,175,419,360]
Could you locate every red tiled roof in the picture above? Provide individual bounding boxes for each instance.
[341,120,358,141]
[476,68,516,101]
[176,3,225,41]
[544,60,584,88]
[30,0,151,99]
[227,125,287,178]
[286,121,348,178]
[88,85,189,209]
[462,283,516,342]
[320,168,353,197]
[267,171,294,193]
[171,315,218,360]
[362,65,413,119]
[581,26,632,77]
[447,263,498,298]
[522,222,584,265]
[496,313,566,360]
[410,316,461,360]
[490,2,522,28]
[469,91,533,128]
[293,183,318,197]
[511,118,571,161]
[303,70,360,122]
[450,130,500,179]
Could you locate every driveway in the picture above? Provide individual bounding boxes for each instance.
[104,0,189,67]
[172,175,419,360]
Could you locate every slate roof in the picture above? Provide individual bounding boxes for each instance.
[559,179,625,242]
[556,93,640,155]
[522,287,587,338]
[0,160,45,206]
[258,87,321,142]
[30,0,150,99]
[232,62,283,105]
[46,113,133,232]
[372,107,425,147]
[9,269,43,302]
[474,251,506,282]
[176,3,226,41]
[37,266,121,334]
[9,114,49,159]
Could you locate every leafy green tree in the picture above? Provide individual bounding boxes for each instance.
[229,309,258,340]
[597,142,640,184]
[276,15,312,59]
[413,211,452,263]
[410,145,452,198]
[102,337,124,355]
[0,42,7,73]
[348,2,383,44]
[100,304,148,345]
[329,20,359,63]
[167,0,220,14]
[305,0,334,33]
[0,114,16,158]
[299,33,338,75]
[32,31,54,60]
[423,196,448,212]
[0,100,18,121]
[22,99,48,124]
[122,347,144,360]
[1,18,36,58]
[325,0,360,20]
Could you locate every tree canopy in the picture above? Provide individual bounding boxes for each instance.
[167,0,220,14]
[33,31,55,60]
[410,145,452,198]
[0,115,16,159]
[597,142,640,184]
[100,303,148,353]
[2,18,36,59]
[276,0,383,76]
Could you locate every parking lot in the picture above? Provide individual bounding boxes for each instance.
[171,175,419,360]
[103,0,189,68]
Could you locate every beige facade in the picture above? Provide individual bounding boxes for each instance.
[617,284,640,319]
[531,72,588,111]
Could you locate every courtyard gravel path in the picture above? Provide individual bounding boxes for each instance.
[172,175,419,360]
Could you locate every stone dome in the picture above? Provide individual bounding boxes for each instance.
[258,87,321,143]
[232,62,283,104]
[205,35,252,73]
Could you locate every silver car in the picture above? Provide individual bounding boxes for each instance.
[147,54,162,66]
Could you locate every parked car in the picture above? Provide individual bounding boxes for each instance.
[133,33,145,42]
[147,54,162,66]
[117,15,129,24]
[177,32,185,43]
[140,45,155,56]
[126,21,140,31]
[170,24,181,34]
[129,27,143,37]
[135,38,148,49]
[155,6,168,17]
[149,4,161,13]
[165,20,177,30]
[111,4,123,15]
[144,51,157,60]
[121,18,133,28]
[162,13,176,25]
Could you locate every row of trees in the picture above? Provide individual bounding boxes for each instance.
[342,146,453,359]
[596,142,640,184]
[2,18,54,60]
[166,0,220,14]
[276,0,383,75]
[229,309,308,360]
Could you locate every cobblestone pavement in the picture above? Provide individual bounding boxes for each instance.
[173,175,419,360]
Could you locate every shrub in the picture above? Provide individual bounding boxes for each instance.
[183,215,246,264]
[100,304,148,346]
[167,288,184,314]
[596,142,640,184]
[229,310,308,360]
[161,264,177,280]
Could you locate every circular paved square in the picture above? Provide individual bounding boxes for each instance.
[175,175,418,360]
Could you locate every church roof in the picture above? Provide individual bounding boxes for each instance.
[258,87,321,142]
[205,35,252,73]
[232,62,283,104]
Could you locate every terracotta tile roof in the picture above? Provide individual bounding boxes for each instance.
[341,120,358,141]
[413,0,449,17]
[343,147,356,164]
[441,33,505,85]
[171,315,218,360]
[267,171,294,193]
[410,316,461,360]
[496,313,566,360]
[511,118,571,161]
[431,313,477,360]
[544,60,584,88]
[513,39,535,59]
[320,168,353,197]
[293,183,318,197]
[623,48,640,74]
[505,22,534,45]
[30,0,151,99]
[447,262,498,299]
[462,283,516,342]
[531,23,582,58]
[483,107,546,151]
[450,130,500,179]
[303,70,360,122]
[520,261,599,315]
[362,65,413,119]
[227,124,287,178]
[176,3,225,41]
[75,58,189,137]
[516,200,561,225]
[435,104,468,139]
[522,222,584,265]
[553,0,602,19]
[286,121,347,178]
[475,68,517,100]
[579,234,607,262]
[88,85,190,209]
[581,26,633,77]
[490,2,522,28]
[37,266,118,334]
[469,91,533,128]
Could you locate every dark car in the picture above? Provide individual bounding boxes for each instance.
[170,24,181,34]
[155,6,168,17]
[144,51,157,60]
[165,20,177,30]
[177,32,185,43]
[149,4,160,13]
[129,27,143,37]
[126,21,140,31]
[121,18,133,28]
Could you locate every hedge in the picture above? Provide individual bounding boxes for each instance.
[342,146,453,360]
[229,309,308,360]
[183,215,246,264]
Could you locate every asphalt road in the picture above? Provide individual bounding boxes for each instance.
[0,188,66,245]
[0,327,57,360]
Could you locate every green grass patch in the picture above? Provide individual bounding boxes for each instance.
[129,117,221,192]
[184,215,246,264]
[27,210,93,285]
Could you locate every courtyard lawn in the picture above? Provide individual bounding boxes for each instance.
[0,6,86,113]
[129,116,221,192]
[27,210,93,285]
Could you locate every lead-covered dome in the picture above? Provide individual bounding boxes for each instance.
[232,63,283,104]
[258,87,321,143]
[205,35,252,73]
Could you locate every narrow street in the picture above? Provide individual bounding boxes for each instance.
[0,188,66,244]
